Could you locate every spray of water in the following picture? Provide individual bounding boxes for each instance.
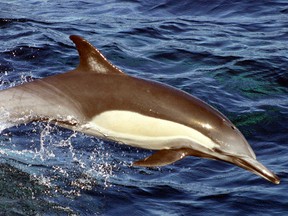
[0,119,116,199]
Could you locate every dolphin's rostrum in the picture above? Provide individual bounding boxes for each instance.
[0,35,280,184]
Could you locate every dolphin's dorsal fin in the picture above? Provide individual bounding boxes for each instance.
[133,149,189,167]
[69,35,125,75]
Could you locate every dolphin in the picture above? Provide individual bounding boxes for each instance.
[0,35,280,184]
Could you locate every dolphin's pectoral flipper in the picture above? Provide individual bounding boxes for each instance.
[133,148,190,167]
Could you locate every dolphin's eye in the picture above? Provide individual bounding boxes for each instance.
[231,126,235,130]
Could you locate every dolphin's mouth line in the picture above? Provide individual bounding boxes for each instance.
[233,157,280,184]
[212,148,280,184]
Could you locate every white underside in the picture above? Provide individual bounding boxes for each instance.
[82,110,217,150]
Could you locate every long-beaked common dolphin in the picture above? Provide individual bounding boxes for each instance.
[0,35,280,184]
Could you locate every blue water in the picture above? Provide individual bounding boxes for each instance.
[0,0,288,215]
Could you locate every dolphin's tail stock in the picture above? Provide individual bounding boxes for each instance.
[0,83,49,132]
[230,156,280,184]
[0,79,82,133]
[0,87,29,131]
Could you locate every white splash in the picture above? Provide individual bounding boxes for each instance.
[0,107,14,133]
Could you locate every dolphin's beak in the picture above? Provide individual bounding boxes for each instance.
[231,156,280,184]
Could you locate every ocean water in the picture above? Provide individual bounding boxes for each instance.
[0,0,287,215]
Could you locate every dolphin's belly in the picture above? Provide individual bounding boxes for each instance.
[81,110,217,150]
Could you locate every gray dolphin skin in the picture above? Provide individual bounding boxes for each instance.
[0,35,280,184]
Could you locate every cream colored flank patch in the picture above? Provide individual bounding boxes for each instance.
[84,110,216,150]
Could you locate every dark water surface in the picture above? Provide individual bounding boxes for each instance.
[0,0,288,215]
